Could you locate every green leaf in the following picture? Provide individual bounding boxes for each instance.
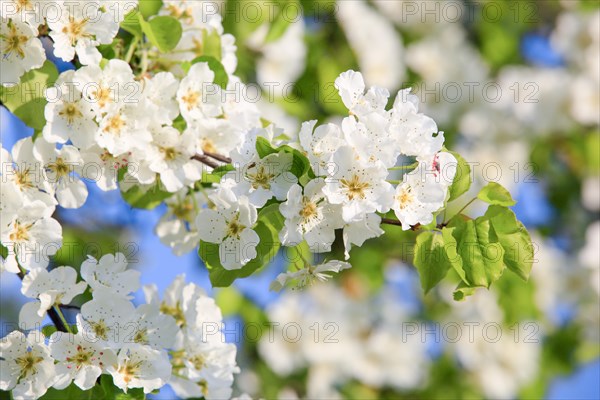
[201,29,222,60]
[200,204,284,287]
[121,183,173,209]
[478,182,516,206]
[190,56,229,89]
[447,151,471,201]
[0,61,58,130]
[461,218,506,287]
[484,206,534,281]
[201,164,234,184]
[279,145,311,178]
[443,217,506,290]
[121,10,143,36]
[139,15,182,52]
[41,325,57,337]
[265,7,292,43]
[255,136,278,158]
[453,282,477,301]
[441,225,468,284]
[116,389,145,400]
[138,0,163,19]
[413,231,452,293]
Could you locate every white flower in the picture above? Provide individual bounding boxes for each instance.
[127,304,179,349]
[73,60,139,116]
[48,1,120,65]
[334,70,390,118]
[336,1,405,89]
[270,260,351,291]
[19,266,86,327]
[0,179,22,228]
[77,293,136,349]
[0,331,55,399]
[279,179,341,252]
[196,196,260,270]
[221,151,297,207]
[169,335,239,400]
[1,200,62,272]
[177,62,222,122]
[141,72,180,125]
[43,70,97,149]
[389,88,445,159]
[322,146,394,222]
[298,120,345,172]
[342,213,384,259]
[156,0,236,71]
[146,276,238,400]
[1,138,55,204]
[453,325,540,400]
[579,221,600,295]
[341,113,399,167]
[143,275,224,331]
[79,146,125,191]
[108,344,172,394]
[0,17,45,86]
[230,125,280,165]
[247,20,307,98]
[345,324,429,390]
[188,118,244,158]
[2,0,50,27]
[80,253,141,299]
[33,138,88,208]
[96,103,153,156]
[155,190,209,256]
[391,162,447,230]
[146,125,203,192]
[49,332,117,391]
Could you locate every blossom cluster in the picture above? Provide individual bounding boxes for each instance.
[258,282,431,398]
[0,1,509,399]
[197,70,457,277]
[1,253,238,400]
[1,0,135,85]
[1,1,458,288]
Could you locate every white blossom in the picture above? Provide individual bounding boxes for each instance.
[0,17,45,86]
[196,195,260,270]
[80,253,141,299]
[270,260,352,291]
[19,266,86,327]
[108,344,172,394]
[322,146,394,223]
[48,1,120,65]
[279,179,341,252]
[49,332,117,391]
[0,331,55,399]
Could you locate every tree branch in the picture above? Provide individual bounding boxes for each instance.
[192,154,219,169]
[17,271,69,333]
[203,151,232,164]
[381,218,421,231]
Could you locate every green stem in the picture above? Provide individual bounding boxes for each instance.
[16,265,70,333]
[387,180,401,185]
[449,197,478,223]
[125,36,140,63]
[388,162,418,171]
[54,306,73,334]
[296,249,312,268]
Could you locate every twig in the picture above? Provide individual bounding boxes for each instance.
[381,218,421,231]
[17,270,69,333]
[192,154,219,169]
[203,151,232,164]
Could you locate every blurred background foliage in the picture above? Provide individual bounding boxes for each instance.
[1,0,599,399]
